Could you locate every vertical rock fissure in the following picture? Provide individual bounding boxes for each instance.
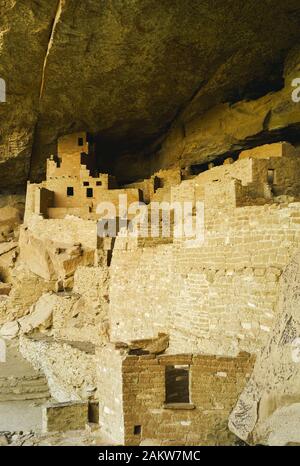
[28,0,66,181]
[39,0,65,101]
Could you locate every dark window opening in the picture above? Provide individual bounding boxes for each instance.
[154,176,164,192]
[133,425,141,435]
[83,181,89,186]
[86,188,93,198]
[165,365,190,404]
[78,137,84,146]
[88,401,99,424]
[267,169,276,184]
[96,181,102,186]
[67,187,74,196]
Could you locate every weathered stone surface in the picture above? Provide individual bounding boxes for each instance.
[19,219,95,283]
[0,282,11,296]
[0,319,19,339]
[42,401,88,433]
[0,266,55,325]
[0,207,21,241]
[0,293,57,338]
[0,435,8,446]
[1,2,300,189]
[109,201,300,355]
[0,195,24,284]
[0,241,18,256]
[11,292,56,336]
[238,142,296,160]
[52,295,109,346]
[6,427,113,446]
[0,340,50,404]
[98,345,254,446]
[0,195,25,242]
[126,333,169,355]
[0,246,17,284]
[229,251,300,445]
[106,45,300,181]
[20,335,98,402]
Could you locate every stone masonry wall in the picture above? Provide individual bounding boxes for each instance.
[123,352,254,446]
[97,345,125,444]
[97,349,254,446]
[110,202,300,356]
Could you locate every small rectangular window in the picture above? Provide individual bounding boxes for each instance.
[96,181,102,186]
[78,137,84,146]
[165,365,190,404]
[86,188,93,198]
[67,187,74,196]
[267,169,275,184]
[83,181,89,186]
[88,401,99,424]
[133,425,141,435]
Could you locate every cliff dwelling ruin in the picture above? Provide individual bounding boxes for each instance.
[1,0,300,450]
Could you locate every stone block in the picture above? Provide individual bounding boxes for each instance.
[239,142,295,160]
[0,320,19,339]
[42,401,88,433]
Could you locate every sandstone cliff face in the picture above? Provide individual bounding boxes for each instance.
[0,1,58,190]
[113,45,300,180]
[1,1,300,190]
[229,251,300,445]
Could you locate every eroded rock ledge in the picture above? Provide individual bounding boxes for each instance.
[1,1,300,189]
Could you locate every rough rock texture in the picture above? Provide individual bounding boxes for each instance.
[0,282,11,296]
[113,45,300,180]
[0,195,24,243]
[0,340,50,402]
[0,292,56,339]
[229,251,300,445]
[19,229,95,285]
[3,428,114,446]
[19,335,98,403]
[0,266,55,325]
[0,241,18,283]
[0,195,25,288]
[19,217,96,285]
[1,1,300,189]
[53,266,110,345]
[42,401,88,433]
